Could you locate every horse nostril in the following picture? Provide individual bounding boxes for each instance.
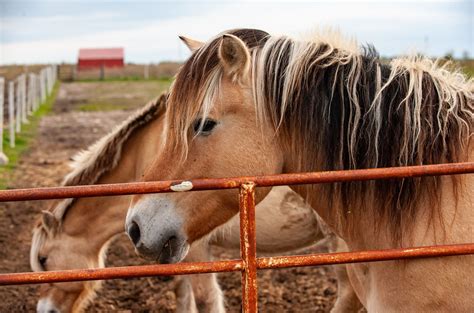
[128,221,141,245]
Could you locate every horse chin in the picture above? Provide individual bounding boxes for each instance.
[135,235,190,264]
[159,240,190,264]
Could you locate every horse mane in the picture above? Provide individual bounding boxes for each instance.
[168,28,474,243]
[31,93,167,270]
[53,93,167,217]
[253,34,473,242]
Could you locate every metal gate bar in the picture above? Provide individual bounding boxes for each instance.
[0,162,472,202]
[1,243,473,286]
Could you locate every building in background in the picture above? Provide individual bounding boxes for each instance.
[77,48,124,70]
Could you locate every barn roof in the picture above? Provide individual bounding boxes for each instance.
[78,48,124,60]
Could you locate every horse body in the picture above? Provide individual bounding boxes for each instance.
[345,171,474,312]
[31,95,358,312]
[126,28,473,312]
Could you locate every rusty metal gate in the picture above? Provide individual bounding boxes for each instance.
[1,162,474,312]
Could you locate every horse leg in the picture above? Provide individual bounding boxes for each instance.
[175,240,225,313]
[329,236,364,313]
[175,277,198,313]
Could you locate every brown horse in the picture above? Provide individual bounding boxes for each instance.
[31,94,360,312]
[126,29,474,312]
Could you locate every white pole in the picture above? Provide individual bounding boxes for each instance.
[144,64,149,79]
[50,66,54,92]
[39,70,45,103]
[42,69,47,101]
[27,74,33,115]
[45,67,50,94]
[15,79,21,133]
[47,66,53,93]
[36,75,41,110]
[8,81,15,148]
[21,75,28,124]
[0,78,8,164]
[30,74,36,112]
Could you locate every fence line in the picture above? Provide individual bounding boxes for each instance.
[0,65,57,162]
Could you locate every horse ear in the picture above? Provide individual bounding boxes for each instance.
[218,34,251,83]
[41,210,58,234]
[179,35,204,52]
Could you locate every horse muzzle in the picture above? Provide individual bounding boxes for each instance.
[126,197,189,263]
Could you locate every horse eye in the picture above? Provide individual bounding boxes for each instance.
[38,256,47,269]
[193,118,217,135]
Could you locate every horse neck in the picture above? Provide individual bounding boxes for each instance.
[60,114,164,253]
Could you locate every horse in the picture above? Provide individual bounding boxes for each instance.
[125,28,474,312]
[30,94,361,312]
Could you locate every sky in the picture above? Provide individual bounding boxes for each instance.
[0,0,472,65]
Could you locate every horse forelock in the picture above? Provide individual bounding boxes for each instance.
[251,33,474,243]
[167,28,269,160]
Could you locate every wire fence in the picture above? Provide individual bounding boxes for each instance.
[0,162,473,312]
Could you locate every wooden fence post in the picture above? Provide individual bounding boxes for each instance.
[20,75,28,124]
[27,74,34,115]
[15,80,21,133]
[35,75,41,111]
[8,82,15,148]
[40,70,46,103]
[0,78,8,164]
[144,64,149,79]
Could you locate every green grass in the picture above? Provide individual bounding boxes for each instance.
[0,82,60,189]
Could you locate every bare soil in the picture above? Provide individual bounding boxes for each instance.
[0,82,339,312]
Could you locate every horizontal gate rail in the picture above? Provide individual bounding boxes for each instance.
[0,162,473,202]
[1,162,473,312]
[1,243,473,286]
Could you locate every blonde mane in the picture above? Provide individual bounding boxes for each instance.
[167,28,474,242]
[54,94,167,218]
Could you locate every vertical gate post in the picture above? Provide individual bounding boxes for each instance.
[0,78,8,164]
[8,82,15,148]
[239,182,258,313]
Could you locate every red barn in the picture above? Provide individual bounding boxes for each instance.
[77,48,124,70]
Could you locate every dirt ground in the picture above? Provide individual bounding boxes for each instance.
[0,82,340,312]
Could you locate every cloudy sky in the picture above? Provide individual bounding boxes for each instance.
[0,0,472,65]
